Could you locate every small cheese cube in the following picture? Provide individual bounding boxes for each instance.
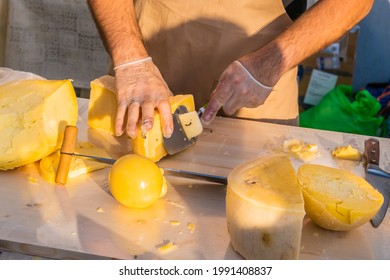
[178,111,203,139]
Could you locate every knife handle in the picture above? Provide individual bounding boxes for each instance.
[364,138,380,166]
[56,125,78,185]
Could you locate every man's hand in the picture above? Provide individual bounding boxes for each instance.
[201,60,273,125]
[114,59,174,139]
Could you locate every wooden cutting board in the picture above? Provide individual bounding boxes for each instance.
[0,98,389,260]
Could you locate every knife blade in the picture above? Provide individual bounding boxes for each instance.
[364,138,390,228]
[61,152,227,185]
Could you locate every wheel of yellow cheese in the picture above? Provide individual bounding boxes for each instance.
[226,155,305,260]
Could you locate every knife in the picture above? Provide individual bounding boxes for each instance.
[364,138,390,228]
[61,152,227,185]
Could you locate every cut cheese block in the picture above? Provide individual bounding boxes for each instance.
[132,94,196,162]
[39,142,110,183]
[226,155,305,260]
[0,79,78,170]
[297,164,384,231]
[331,145,361,161]
[88,75,200,162]
[88,75,117,135]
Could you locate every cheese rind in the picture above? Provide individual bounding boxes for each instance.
[0,79,78,170]
[226,155,305,260]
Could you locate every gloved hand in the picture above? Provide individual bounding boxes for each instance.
[114,58,174,139]
[201,60,273,125]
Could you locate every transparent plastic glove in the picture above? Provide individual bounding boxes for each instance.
[114,58,174,138]
[201,60,273,125]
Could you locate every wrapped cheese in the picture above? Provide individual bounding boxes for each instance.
[226,155,305,260]
[0,79,78,170]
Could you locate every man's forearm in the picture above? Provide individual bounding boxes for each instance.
[243,0,374,86]
[87,0,148,66]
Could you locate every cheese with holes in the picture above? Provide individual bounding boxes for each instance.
[297,164,383,231]
[88,75,201,162]
[226,155,305,260]
[39,142,109,183]
[0,79,78,170]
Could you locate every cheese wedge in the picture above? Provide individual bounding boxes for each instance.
[0,79,78,170]
[297,164,384,231]
[39,142,110,183]
[88,75,200,162]
[226,155,305,260]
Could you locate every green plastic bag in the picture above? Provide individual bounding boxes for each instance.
[299,85,384,136]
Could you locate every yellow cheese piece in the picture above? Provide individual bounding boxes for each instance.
[331,145,361,161]
[157,241,177,254]
[87,75,197,162]
[88,75,117,135]
[0,79,78,170]
[283,139,320,162]
[178,111,203,139]
[297,164,384,231]
[132,94,195,162]
[226,155,305,260]
[39,142,110,183]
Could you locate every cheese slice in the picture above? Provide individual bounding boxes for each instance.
[226,155,305,260]
[88,75,199,162]
[0,79,78,170]
[178,111,203,139]
[39,142,110,183]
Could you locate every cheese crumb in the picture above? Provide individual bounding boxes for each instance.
[27,176,39,184]
[283,139,321,162]
[157,241,177,254]
[187,223,196,233]
[331,145,361,161]
[170,220,181,226]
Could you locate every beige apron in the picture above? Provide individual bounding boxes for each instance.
[134,0,298,124]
